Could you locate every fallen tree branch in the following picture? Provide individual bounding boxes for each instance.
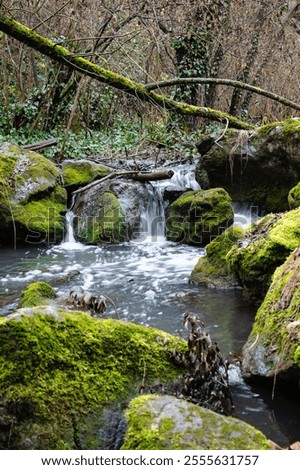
[22,138,58,151]
[0,16,255,130]
[71,169,174,198]
[144,77,300,112]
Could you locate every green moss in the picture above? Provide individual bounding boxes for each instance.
[122,395,271,450]
[288,182,300,209]
[62,160,109,186]
[0,144,67,243]
[245,247,300,372]
[0,312,187,449]
[166,188,233,245]
[255,118,300,141]
[76,192,126,243]
[19,282,57,308]
[190,226,244,286]
[227,209,300,302]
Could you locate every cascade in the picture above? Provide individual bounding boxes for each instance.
[137,163,200,242]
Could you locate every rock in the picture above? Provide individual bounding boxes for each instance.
[165,188,234,246]
[18,281,57,308]
[72,179,153,243]
[62,159,110,189]
[227,208,300,303]
[241,246,300,384]
[121,395,271,450]
[190,225,244,287]
[288,182,300,209]
[0,310,187,449]
[196,118,300,212]
[0,142,67,245]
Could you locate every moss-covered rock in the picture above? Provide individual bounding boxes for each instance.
[121,395,271,450]
[18,282,57,308]
[62,159,110,188]
[190,226,244,287]
[241,246,300,383]
[165,188,234,246]
[0,142,67,245]
[0,310,187,449]
[74,190,126,243]
[226,208,300,303]
[196,118,300,212]
[288,182,300,209]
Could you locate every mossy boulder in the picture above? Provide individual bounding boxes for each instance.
[190,226,244,287]
[62,159,110,189]
[241,246,300,384]
[226,208,300,303]
[0,142,67,245]
[121,395,271,450]
[288,182,300,209]
[0,310,187,449]
[165,188,234,246]
[18,281,57,308]
[196,118,300,212]
[72,179,153,244]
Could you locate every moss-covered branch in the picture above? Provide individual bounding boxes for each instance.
[0,15,255,130]
[145,77,300,112]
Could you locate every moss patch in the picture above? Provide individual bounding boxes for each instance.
[0,143,67,244]
[0,311,187,449]
[122,395,271,450]
[75,192,126,243]
[190,226,244,287]
[19,282,57,308]
[62,160,110,187]
[227,209,300,302]
[166,188,233,246]
[288,182,300,209]
[242,246,300,378]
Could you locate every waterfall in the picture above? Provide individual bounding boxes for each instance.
[232,202,260,229]
[137,163,200,243]
[60,209,88,250]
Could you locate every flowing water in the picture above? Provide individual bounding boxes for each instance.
[0,166,299,447]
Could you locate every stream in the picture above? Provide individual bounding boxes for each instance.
[0,165,299,447]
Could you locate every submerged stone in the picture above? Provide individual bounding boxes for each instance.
[165,187,234,246]
[121,395,271,450]
[18,281,57,308]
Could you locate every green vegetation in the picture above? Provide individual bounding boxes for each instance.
[166,188,234,245]
[19,281,57,308]
[242,246,300,377]
[0,310,187,449]
[288,182,300,209]
[190,225,244,287]
[227,209,300,302]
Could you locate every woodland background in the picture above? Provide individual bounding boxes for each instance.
[1,0,300,159]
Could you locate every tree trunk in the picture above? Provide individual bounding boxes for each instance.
[0,16,254,131]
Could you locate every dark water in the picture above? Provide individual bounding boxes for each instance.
[0,239,299,447]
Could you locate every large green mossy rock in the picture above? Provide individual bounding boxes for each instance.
[165,188,234,246]
[242,246,300,383]
[226,208,300,303]
[0,142,67,245]
[62,159,110,188]
[190,226,244,287]
[0,310,187,449]
[196,118,300,212]
[73,189,126,243]
[121,395,271,450]
[288,182,300,209]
